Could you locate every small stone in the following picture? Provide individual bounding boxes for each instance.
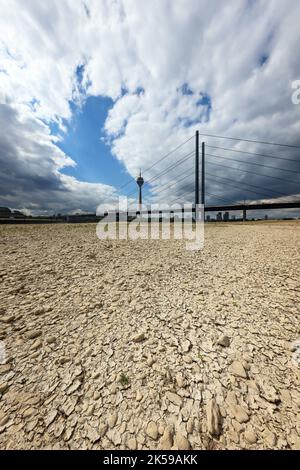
[229,361,248,379]
[23,407,36,418]
[182,340,191,353]
[232,420,244,434]
[174,432,190,450]
[0,316,15,324]
[187,417,194,434]
[216,335,230,347]
[26,330,42,340]
[64,427,75,442]
[73,365,83,378]
[184,355,193,364]
[146,421,158,440]
[227,429,240,444]
[87,426,100,443]
[166,391,183,407]
[158,421,165,435]
[230,404,250,424]
[147,356,155,367]
[46,336,57,344]
[158,426,173,450]
[109,429,122,446]
[262,428,276,447]
[31,339,42,350]
[53,421,65,438]
[0,382,9,394]
[258,382,280,404]
[61,397,77,417]
[33,307,45,316]
[66,379,81,395]
[119,423,127,436]
[244,427,257,444]
[0,415,10,427]
[59,357,70,364]
[93,391,101,400]
[86,404,95,416]
[132,332,146,343]
[127,437,137,450]
[136,390,143,402]
[206,399,221,436]
[44,410,58,427]
[26,418,39,433]
[99,422,108,438]
[175,373,184,388]
[0,364,11,374]
[107,412,118,428]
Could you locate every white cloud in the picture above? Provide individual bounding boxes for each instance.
[0,0,300,214]
[0,102,117,213]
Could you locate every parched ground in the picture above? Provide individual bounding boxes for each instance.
[0,221,300,450]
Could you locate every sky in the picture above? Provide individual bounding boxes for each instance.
[0,0,300,217]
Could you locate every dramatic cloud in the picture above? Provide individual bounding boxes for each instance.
[0,102,117,214]
[0,0,300,215]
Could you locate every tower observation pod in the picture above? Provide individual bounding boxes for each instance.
[136,170,144,209]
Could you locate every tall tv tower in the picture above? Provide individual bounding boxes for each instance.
[136,170,144,209]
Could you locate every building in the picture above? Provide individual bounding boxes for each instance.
[206,215,211,222]
[0,207,11,218]
[66,213,102,223]
[217,212,222,221]
[223,212,229,222]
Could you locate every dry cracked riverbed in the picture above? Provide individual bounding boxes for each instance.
[0,221,300,450]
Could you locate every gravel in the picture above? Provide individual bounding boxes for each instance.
[0,221,299,449]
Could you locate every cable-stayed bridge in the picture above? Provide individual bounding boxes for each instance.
[98,130,300,221]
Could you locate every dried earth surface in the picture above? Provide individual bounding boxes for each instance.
[0,221,300,450]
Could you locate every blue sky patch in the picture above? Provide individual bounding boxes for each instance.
[180,83,194,95]
[259,54,269,66]
[197,92,212,122]
[54,95,128,187]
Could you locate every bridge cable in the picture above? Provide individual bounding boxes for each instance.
[206,145,300,164]
[197,132,300,150]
